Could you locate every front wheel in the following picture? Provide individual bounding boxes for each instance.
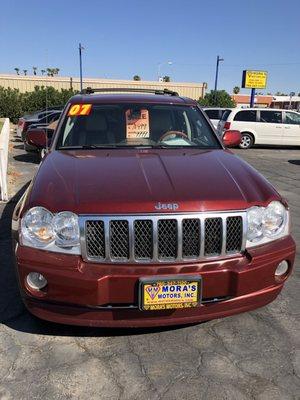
[239,133,254,149]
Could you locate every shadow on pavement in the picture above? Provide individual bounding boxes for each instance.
[13,153,39,164]
[0,185,196,337]
[288,160,300,165]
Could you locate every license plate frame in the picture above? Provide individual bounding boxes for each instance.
[139,275,202,311]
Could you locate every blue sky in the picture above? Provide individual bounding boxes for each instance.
[0,0,299,94]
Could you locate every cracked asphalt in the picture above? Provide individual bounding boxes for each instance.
[0,131,299,400]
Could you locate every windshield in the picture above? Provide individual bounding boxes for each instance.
[56,103,221,149]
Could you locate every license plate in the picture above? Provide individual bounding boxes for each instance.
[139,276,201,311]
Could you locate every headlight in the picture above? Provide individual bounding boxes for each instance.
[247,206,264,242]
[21,207,54,247]
[21,207,80,254]
[246,201,289,248]
[262,201,287,238]
[53,211,80,247]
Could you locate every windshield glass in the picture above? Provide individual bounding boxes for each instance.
[56,103,221,149]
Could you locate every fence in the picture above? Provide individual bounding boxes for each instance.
[0,118,10,201]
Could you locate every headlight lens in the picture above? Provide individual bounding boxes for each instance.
[21,207,80,253]
[21,207,54,247]
[247,206,264,242]
[53,211,80,247]
[262,201,287,237]
[246,201,289,247]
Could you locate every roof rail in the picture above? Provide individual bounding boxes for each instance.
[80,87,179,96]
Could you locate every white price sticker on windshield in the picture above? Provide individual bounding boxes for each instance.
[126,109,150,138]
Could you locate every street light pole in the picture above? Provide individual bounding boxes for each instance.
[157,61,173,81]
[79,43,84,91]
[214,55,224,92]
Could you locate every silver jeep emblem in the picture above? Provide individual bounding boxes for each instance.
[155,202,179,211]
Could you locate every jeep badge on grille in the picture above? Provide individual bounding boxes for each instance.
[155,202,179,211]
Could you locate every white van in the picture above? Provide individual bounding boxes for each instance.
[218,108,300,148]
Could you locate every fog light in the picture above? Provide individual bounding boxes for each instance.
[26,272,48,290]
[275,260,289,277]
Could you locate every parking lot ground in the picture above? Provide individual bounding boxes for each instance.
[0,135,299,400]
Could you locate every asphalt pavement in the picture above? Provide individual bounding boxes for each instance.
[0,132,299,400]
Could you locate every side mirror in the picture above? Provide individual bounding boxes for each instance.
[222,130,241,147]
[26,128,54,149]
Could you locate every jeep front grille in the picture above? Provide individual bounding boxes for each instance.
[81,212,246,264]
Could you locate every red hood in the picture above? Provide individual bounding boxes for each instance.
[27,149,281,214]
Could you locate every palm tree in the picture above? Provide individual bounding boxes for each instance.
[233,86,240,94]
[163,76,170,82]
[23,70,28,76]
[14,68,20,75]
[41,69,46,75]
[53,68,60,75]
[32,67,37,75]
[47,68,53,77]
[133,75,141,81]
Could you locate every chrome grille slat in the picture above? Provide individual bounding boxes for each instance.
[81,212,246,264]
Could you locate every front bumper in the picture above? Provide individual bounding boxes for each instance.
[15,235,296,327]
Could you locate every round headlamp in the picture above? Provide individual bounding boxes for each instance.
[262,201,287,238]
[53,211,80,247]
[21,207,54,247]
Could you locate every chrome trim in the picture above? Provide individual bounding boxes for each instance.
[79,211,247,264]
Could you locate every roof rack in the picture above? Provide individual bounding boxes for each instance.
[80,87,179,96]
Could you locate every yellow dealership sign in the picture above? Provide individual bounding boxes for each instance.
[242,70,268,89]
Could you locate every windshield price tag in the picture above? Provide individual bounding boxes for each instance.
[68,104,92,116]
[126,109,150,138]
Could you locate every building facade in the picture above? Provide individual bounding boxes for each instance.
[232,94,300,111]
[0,74,207,100]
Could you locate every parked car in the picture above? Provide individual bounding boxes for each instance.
[23,114,61,153]
[25,120,59,158]
[203,107,232,129]
[218,108,300,149]
[12,88,295,328]
[16,106,63,139]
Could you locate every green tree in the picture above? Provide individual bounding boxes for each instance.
[14,68,20,75]
[233,86,240,94]
[47,68,54,77]
[163,76,171,82]
[41,69,46,75]
[133,75,141,81]
[0,85,78,123]
[198,90,236,108]
[32,67,37,76]
[23,70,28,76]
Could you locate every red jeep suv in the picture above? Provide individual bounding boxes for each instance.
[12,88,296,328]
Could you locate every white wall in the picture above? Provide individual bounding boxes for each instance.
[0,118,10,201]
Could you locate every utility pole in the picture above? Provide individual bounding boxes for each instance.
[79,43,84,91]
[214,55,224,92]
[250,88,256,107]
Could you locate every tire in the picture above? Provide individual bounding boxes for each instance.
[239,132,254,149]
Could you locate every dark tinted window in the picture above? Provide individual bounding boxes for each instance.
[221,109,232,121]
[234,110,257,122]
[204,109,220,119]
[39,112,61,124]
[285,112,300,125]
[260,111,282,123]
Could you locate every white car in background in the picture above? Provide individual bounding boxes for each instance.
[203,108,232,129]
[218,108,300,148]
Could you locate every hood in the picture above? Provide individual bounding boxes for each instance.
[27,149,281,214]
